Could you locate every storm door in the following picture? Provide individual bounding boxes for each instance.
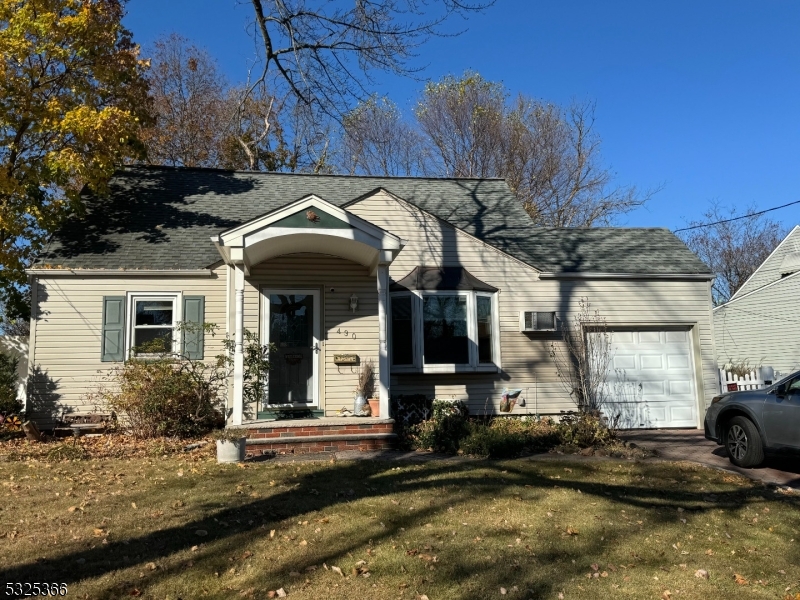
[262,290,320,408]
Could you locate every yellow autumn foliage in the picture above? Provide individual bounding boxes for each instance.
[0,0,150,318]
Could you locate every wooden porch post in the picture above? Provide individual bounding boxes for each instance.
[232,264,245,426]
[377,264,390,417]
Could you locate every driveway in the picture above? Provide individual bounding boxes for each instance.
[620,429,800,490]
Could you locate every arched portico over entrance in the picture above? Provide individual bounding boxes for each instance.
[212,195,404,425]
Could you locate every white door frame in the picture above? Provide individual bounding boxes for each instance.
[261,288,321,407]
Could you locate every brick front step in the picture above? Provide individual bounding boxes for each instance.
[245,433,396,456]
[235,417,397,456]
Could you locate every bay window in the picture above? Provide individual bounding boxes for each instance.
[389,267,500,373]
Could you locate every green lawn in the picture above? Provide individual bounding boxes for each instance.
[0,451,798,599]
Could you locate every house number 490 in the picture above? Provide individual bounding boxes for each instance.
[336,328,356,340]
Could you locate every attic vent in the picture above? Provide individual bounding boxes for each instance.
[779,252,800,277]
[520,311,556,332]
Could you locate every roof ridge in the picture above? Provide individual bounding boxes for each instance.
[119,164,507,183]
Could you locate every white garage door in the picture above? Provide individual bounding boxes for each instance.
[593,329,698,429]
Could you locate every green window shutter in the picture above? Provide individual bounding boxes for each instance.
[182,296,205,360]
[101,296,126,362]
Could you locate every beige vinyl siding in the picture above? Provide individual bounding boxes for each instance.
[239,255,378,415]
[29,268,227,425]
[349,191,718,420]
[734,225,800,299]
[713,273,800,375]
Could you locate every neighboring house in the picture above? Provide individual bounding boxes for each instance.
[714,225,800,375]
[26,166,716,430]
[0,336,28,406]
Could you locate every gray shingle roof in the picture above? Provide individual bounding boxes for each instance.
[38,166,710,275]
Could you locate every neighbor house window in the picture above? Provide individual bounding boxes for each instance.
[388,267,500,372]
[128,294,179,356]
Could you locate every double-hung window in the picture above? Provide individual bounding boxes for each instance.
[127,294,180,356]
[389,267,500,373]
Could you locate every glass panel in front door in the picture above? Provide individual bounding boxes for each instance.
[268,294,315,405]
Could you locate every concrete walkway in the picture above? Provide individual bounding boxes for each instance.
[620,428,800,490]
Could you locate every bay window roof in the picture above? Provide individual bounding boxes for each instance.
[390,266,498,293]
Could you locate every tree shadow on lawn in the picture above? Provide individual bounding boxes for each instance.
[3,459,799,599]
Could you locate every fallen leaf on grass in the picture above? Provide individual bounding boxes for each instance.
[734,573,749,585]
[565,527,579,536]
[662,591,671,600]
[695,569,709,579]
[419,554,438,563]
[330,565,344,577]
[145,562,156,571]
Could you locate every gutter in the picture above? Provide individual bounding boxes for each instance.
[26,269,214,277]
[537,272,714,281]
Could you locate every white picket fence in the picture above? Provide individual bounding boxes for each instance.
[718,366,780,393]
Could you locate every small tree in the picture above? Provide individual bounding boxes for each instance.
[549,298,613,414]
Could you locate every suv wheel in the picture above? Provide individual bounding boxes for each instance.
[724,416,765,468]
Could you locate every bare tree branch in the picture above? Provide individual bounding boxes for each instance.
[679,201,787,305]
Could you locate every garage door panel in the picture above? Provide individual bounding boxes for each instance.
[641,381,664,395]
[640,355,664,369]
[667,354,690,369]
[613,331,635,343]
[638,331,661,343]
[613,354,636,370]
[593,328,698,429]
[670,405,695,422]
[665,330,689,343]
[668,380,692,395]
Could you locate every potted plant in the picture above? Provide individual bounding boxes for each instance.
[367,396,380,418]
[354,359,375,416]
[212,428,247,463]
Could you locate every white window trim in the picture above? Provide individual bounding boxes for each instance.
[390,290,501,374]
[126,292,182,359]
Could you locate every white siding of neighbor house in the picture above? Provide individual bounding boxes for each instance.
[713,272,800,375]
[348,191,718,421]
[28,268,227,425]
[733,225,800,299]
[236,255,379,416]
[0,336,28,404]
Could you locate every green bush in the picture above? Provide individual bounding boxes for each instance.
[98,358,223,439]
[409,399,469,453]
[556,411,616,448]
[407,405,617,458]
[0,352,22,416]
[460,417,561,458]
[460,424,526,458]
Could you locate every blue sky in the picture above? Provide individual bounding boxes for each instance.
[123,0,800,230]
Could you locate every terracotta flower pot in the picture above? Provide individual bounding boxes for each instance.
[367,398,380,417]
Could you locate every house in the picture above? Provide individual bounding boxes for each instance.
[713,225,800,376]
[26,166,716,443]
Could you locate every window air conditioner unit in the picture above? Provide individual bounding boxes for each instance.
[519,311,556,332]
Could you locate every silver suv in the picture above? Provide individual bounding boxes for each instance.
[704,370,800,467]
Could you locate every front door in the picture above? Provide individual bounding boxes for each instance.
[263,289,320,408]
